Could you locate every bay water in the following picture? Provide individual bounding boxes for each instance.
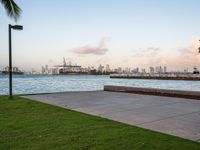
[0,74,200,95]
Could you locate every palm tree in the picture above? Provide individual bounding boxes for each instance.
[0,0,21,21]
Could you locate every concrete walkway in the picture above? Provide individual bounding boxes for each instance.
[24,91,200,142]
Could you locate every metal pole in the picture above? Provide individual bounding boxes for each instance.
[199,40,200,53]
[9,24,13,98]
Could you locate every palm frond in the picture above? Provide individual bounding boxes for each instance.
[0,0,22,21]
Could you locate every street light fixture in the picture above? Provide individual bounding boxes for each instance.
[12,25,23,30]
[8,24,23,98]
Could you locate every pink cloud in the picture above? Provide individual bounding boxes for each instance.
[129,38,200,70]
[71,37,110,55]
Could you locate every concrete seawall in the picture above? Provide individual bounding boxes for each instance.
[110,74,200,80]
[104,85,200,100]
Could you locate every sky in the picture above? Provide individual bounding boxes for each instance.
[1,0,200,71]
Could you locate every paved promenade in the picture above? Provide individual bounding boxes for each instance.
[24,91,200,142]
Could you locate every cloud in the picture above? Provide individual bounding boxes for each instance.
[132,47,161,57]
[127,38,200,70]
[71,37,110,55]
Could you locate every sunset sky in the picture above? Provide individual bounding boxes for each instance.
[0,0,200,71]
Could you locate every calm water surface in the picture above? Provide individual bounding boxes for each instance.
[0,74,200,95]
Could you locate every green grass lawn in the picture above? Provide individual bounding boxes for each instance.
[0,96,199,150]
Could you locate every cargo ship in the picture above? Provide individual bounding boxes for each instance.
[55,58,87,75]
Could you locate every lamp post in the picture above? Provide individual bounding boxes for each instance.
[8,24,23,98]
[199,40,200,53]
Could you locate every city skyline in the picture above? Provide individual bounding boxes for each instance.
[2,60,198,74]
[1,0,200,70]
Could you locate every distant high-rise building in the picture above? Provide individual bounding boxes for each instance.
[45,65,48,72]
[149,67,154,73]
[132,67,139,73]
[13,67,19,72]
[41,66,45,74]
[49,68,59,75]
[124,67,131,73]
[63,57,66,66]
[155,66,163,73]
[114,67,122,73]
[164,66,167,73]
[118,67,122,73]
[3,66,9,72]
[105,64,110,72]
[141,68,146,73]
[98,64,104,73]
[135,67,139,73]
